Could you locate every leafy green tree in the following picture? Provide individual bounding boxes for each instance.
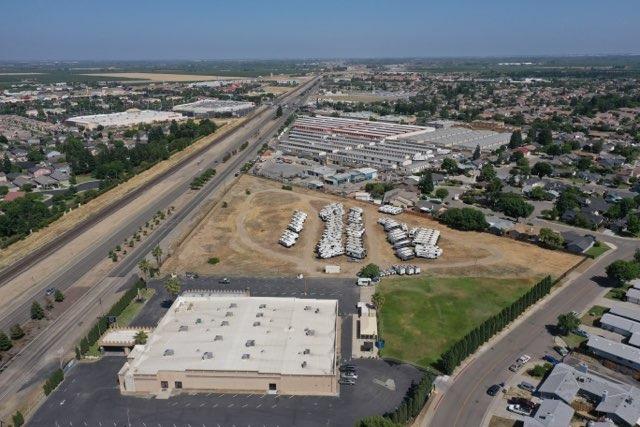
[418,172,434,195]
[54,289,64,302]
[556,312,580,335]
[152,245,163,268]
[536,128,553,146]
[9,323,25,340]
[435,188,449,200]
[508,130,523,149]
[496,192,534,219]
[276,105,283,118]
[532,161,553,178]
[441,158,458,174]
[479,163,496,182]
[134,330,148,345]
[472,145,481,160]
[528,186,553,201]
[12,410,24,427]
[0,331,12,351]
[359,263,381,279]
[439,207,489,231]
[606,260,640,286]
[164,276,182,300]
[31,301,45,320]
[538,228,564,249]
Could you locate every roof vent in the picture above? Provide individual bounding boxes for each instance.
[305,329,315,336]
[221,320,229,326]
[242,353,250,359]
[301,361,307,368]
[214,335,223,341]
[303,348,310,355]
[304,305,311,311]
[256,312,264,318]
[225,312,233,317]
[202,352,213,360]
[315,308,320,313]
[253,321,261,327]
[259,304,266,309]
[246,340,255,347]
[178,325,188,332]
[230,303,237,308]
[195,318,202,324]
[163,349,174,356]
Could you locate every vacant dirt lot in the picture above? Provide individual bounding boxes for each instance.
[164,175,582,279]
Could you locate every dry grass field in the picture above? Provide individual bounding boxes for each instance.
[163,175,582,279]
[79,73,245,82]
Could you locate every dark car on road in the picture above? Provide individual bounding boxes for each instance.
[219,277,230,284]
[487,383,503,396]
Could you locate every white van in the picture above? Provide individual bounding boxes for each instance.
[357,277,372,286]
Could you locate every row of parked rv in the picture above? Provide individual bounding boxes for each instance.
[317,203,345,259]
[345,207,367,259]
[380,265,422,276]
[378,205,403,215]
[278,210,308,248]
[378,217,443,261]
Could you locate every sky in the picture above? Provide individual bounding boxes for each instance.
[1,0,639,61]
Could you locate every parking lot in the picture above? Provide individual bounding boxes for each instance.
[30,276,422,426]
[30,356,421,427]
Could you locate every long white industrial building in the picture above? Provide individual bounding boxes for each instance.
[278,115,510,172]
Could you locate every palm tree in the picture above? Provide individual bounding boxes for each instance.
[138,258,151,281]
[164,276,182,301]
[152,245,163,269]
[134,330,148,345]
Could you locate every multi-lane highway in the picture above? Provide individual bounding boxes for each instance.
[0,76,320,417]
[428,225,636,427]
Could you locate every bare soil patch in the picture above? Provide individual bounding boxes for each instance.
[164,175,581,279]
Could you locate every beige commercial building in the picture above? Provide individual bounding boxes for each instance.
[118,291,339,396]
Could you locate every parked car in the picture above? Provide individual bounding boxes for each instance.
[339,364,356,372]
[339,378,355,385]
[219,277,230,284]
[45,287,55,296]
[341,372,358,380]
[555,346,569,357]
[518,382,536,393]
[185,272,199,279]
[543,354,561,365]
[574,328,589,338]
[487,383,503,396]
[508,397,536,411]
[507,404,530,416]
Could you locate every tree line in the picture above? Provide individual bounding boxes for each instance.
[77,279,146,356]
[439,276,554,375]
[355,372,435,427]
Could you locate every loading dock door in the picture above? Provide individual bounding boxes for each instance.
[268,383,277,394]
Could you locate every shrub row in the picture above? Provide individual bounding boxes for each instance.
[43,368,64,396]
[78,279,146,355]
[189,168,216,190]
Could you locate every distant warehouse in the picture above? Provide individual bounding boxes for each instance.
[278,115,510,173]
[118,291,339,397]
[65,109,184,130]
[172,99,255,117]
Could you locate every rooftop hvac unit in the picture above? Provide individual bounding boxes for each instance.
[253,321,261,327]
[259,304,267,309]
[242,354,250,359]
[303,348,311,354]
[163,349,174,356]
[178,325,188,332]
[214,335,223,341]
[301,361,307,368]
[256,312,264,317]
[246,340,255,347]
[306,329,315,336]
[220,321,229,326]
[202,352,213,360]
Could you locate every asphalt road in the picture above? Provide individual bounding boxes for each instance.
[428,227,637,427]
[0,77,319,332]
[0,78,320,417]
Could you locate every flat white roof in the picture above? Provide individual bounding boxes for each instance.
[127,292,338,377]
[67,109,184,128]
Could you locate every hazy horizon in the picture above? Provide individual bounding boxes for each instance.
[1,0,639,61]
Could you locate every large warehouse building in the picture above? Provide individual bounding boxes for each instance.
[118,291,339,397]
[172,99,255,117]
[278,115,510,172]
[65,109,184,129]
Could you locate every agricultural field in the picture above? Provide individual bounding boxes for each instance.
[78,72,244,82]
[377,276,537,367]
[164,175,581,280]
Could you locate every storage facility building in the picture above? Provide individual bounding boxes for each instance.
[118,291,339,397]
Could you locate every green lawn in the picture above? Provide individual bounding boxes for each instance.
[564,332,587,349]
[585,242,611,258]
[74,174,97,184]
[580,305,608,326]
[377,276,535,367]
[85,288,155,357]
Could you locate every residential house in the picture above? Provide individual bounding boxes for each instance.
[587,335,640,371]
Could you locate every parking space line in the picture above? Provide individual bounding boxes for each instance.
[232,394,238,398]
[213,404,218,408]
[199,403,206,407]
[256,404,262,408]
[228,403,234,408]
[242,404,248,408]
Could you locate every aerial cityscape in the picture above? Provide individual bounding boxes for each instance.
[1,1,640,426]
